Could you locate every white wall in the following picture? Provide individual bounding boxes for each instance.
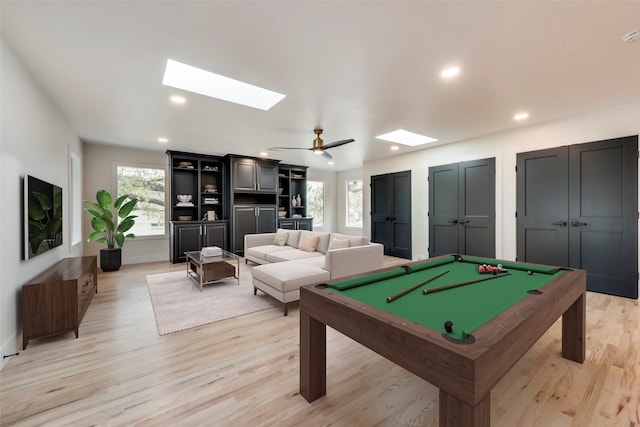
[82,142,169,265]
[358,101,640,294]
[1,39,82,368]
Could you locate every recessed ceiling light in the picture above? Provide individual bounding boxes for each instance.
[259,152,268,157]
[390,145,399,151]
[157,137,169,143]
[376,129,438,146]
[441,67,460,78]
[328,161,335,166]
[170,95,186,104]
[514,112,529,121]
[162,59,286,111]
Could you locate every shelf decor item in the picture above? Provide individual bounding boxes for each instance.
[296,194,302,207]
[84,189,138,272]
[292,196,297,207]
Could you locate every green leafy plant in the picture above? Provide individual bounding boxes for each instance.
[28,190,63,254]
[84,189,138,249]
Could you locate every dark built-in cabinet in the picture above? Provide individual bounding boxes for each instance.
[168,152,310,257]
[226,155,280,254]
[171,221,229,263]
[277,164,312,229]
[167,151,228,262]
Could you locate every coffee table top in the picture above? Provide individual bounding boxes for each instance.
[185,250,240,264]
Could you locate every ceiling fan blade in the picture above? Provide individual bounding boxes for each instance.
[268,146,312,151]
[323,138,355,150]
[321,150,333,160]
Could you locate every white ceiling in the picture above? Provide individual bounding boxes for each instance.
[2,1,639,171]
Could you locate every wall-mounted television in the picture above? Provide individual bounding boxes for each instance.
[23,175,63,259]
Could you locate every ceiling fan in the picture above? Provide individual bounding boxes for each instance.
[269,128,355,159]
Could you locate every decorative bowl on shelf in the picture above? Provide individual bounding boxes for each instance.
[177,194,192,202]
[178,161,193,167]
[177,215,193,221]
[204,184,217,190]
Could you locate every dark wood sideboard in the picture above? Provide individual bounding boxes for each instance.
[22,256,97,349]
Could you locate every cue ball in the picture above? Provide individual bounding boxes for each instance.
[444,320,454,333]
[527,270,533,275]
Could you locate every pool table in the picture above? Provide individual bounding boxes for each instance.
[299,254,586,427]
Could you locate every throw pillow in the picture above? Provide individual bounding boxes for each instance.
[299,234,320,252]
[273,230,289,246]
[328,238,350,250]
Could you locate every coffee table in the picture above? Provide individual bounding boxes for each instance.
[184,250,241,291]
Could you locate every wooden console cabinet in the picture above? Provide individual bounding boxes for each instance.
[22,256,97,349]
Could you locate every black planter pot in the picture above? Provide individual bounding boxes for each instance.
[100,248,122,272]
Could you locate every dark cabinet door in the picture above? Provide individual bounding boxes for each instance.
[232,159,257,192]
[429,158,495,258]
[233,207,258,253]
[517,136,638,298]
[279,219,296,230]
[174,223,202,262]
[297,218,313,230]
[256,206,277,233]
[256,163,278,192]
[371,171,412,259]
[202,222,227,249]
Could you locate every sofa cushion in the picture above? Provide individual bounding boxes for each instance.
[328,238,350,250]
[300,230,331,254]
[246,244,290,261]
[252,261,330,293]
[275,228,302,248]
[273,230,289,246]
[329,233,368,248]
[265,248,324,263]
[299,234,320,252]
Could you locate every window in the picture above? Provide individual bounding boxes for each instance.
[69,150,82,245]
[306,180,324,228]
[116,165,166,237]
[346,179,363,228]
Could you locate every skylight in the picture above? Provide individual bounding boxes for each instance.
[162,59,286,111]
[376,129,438,146]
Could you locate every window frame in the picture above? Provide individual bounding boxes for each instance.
[113,162,168,240]
[306,179,325,229]
[346,178,363,229]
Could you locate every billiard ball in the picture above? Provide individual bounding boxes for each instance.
[444,320,454,333]
[527,270,533,275]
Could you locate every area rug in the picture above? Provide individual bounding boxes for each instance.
[146,263,277,335]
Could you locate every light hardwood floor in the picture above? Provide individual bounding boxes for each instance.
[1,259,638,426]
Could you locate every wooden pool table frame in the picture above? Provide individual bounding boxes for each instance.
[299,254,586,427]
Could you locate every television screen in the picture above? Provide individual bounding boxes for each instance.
[24,175,63,259]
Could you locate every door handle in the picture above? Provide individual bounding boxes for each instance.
[458,220,469,224]
[552,221,568,226]
[571,221,588,227]
[389,217,396,221]
[448,219,458,224]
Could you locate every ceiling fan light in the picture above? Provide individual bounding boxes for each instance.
[312,148,323,155]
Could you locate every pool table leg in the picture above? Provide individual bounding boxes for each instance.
[561,291,586,363]
[300,311,326,402]
[439,389,490,427]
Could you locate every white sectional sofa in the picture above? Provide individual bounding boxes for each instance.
[245,229,384,315]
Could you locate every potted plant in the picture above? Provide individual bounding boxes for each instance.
[84,189,138,272]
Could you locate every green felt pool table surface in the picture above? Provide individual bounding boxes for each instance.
[326,254,565,340]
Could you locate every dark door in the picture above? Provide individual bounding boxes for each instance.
[568,137,638,298]
[232,159,256,192]
[516,147,569,266]
[429,158,495,258]
[371,170,411,259]
[517,136,638,298]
